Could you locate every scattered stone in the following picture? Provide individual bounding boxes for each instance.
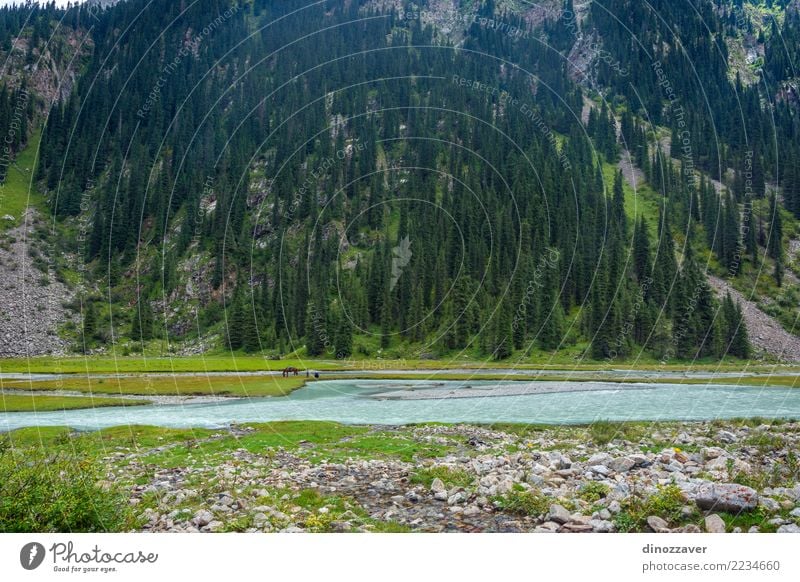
[759,497,780,513]
[646,516,671,533]
[591,519,615,533]
[702,447,726,460]
[586,453,613,467]
[561,522,593,533]
[597,509,612,520]
[103,421,800,534]
[777,524,800,533]
[695,483,758,513]
[704,514,726,533]
[192,510,213,527]
[405,490,420,503]
[608,457,635,473]
[447,491,466,506]
[548,504,572,525]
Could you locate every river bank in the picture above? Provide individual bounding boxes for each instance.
[4,419,798,533]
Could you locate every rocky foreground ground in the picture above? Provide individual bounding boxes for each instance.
[103,420,800,533]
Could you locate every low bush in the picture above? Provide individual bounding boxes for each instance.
[0,439,134,532]
[492,484,549,516]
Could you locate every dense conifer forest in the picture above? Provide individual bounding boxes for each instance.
[3,0,800,362]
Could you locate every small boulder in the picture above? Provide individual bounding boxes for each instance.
[695,483,758,513]
[673,524,702,533]
[192,509,213,527]
[591,519,615,533]
[405,490,420,503]
[608,457,636,473]
[759,497,780,513]
[586,452,613,467]
[548,504,571,525]
[534,521,560,533]
[560,522,593,533]
[704,514,727,533]
[646,516,671,532]
[447,491,466,506]
[702,447,726,460]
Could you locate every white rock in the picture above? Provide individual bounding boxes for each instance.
[704,514,727,533]
[759,497,780,513]
[192,509,213,527]
[702,447,726,460]
[548,504,571,524]
[447,491,466,506]
[695,483,758,513]
[591,519,615,533]
[646,516,670,532]
[608,457,635,473]
[586,452,613,467]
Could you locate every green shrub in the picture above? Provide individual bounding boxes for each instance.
[492,484,549,516]
[0,439,134,532]
[578,481,611,503]
[614,484,688,532]
[410,466,474,489]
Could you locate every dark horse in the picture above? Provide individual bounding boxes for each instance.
[282,366,299,377]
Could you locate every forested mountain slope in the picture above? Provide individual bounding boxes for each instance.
[1,0,799,363]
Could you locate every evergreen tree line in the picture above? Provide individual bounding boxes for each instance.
[5,0,761,360]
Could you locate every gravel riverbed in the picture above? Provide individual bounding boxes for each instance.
[103,420,800,533]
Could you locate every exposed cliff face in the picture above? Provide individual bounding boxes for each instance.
[0,26,92,109]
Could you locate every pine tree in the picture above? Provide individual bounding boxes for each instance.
[721,292,750,359]
[633,216,652,284]
[767,193,784,286]
[538,263,565,351]
[225,295,245,351]
[490,300,513,360]
[333,307,353,359]
[82,298,97,349]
